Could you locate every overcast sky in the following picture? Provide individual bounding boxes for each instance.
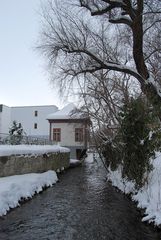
[0,0,65,108]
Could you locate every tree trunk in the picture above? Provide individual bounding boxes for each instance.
[143,83,161,121]
[132,2,161,120]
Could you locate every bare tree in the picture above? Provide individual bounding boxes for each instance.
[38,0,161,118]
[79,0,161,119]
[77,71,135,127]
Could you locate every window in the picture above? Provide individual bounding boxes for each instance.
[75,128,83,142]
[34,110,38,117]
[34,123,37,129]
[53,128,61,142]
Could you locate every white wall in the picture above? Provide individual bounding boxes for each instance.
[11,105,58,137]
[0,105,11,134]
[50,122,85,147]
[0,112,1,133]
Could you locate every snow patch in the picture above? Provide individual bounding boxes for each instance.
[0,144,70,157]
[0,171,58,216]
[85,153,94,163]
[70,159,80,164]
[47,103,86,120]
[147,75,161,97]
[107,152,161,226]
[47,103,76,119]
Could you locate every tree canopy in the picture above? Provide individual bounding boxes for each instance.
[39,0,161,119]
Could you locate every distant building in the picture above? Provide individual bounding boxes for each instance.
[47,103,90,159]
[0,104,58,138]
[0,103,91,159]
[0,105,11,135]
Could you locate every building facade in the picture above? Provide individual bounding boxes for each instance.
[0,105,11,135]
[47,103,90,159]
[0,104,58,138]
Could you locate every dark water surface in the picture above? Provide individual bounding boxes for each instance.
[0,161,161,240]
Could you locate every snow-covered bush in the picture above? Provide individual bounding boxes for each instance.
[102,135,122,171]
[103,97,161,189]
[107,152,161,226]
[119,97,156,188]
[9,121,26,145]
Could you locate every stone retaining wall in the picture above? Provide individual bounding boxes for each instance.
[0,152,70,177]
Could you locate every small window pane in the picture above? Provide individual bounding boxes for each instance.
[0,105,3,112]
[34,111,38,117]
[34,123,37,129]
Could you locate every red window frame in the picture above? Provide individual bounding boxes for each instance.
[75,128,83,142]
[53,128,61,142]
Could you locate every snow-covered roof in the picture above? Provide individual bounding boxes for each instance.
[47,103,86,120]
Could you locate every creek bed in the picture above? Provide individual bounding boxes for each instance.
[0,161,160,240]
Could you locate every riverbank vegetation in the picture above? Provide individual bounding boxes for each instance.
[102,97,161,189]
[38,0,161,226]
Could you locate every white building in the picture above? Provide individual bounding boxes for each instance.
[47,103,90,159]
[0,104,58,138]
[0,103,90,159]
[0,105,11,135]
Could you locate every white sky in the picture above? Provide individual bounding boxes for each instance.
[0,0,66,108]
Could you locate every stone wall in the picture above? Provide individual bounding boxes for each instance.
[0,152,70,177]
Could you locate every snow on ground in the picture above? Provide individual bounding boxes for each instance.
[0,170,58,216]
[70,159,80,164]
[0,144,70,157]
[70,152,95,164]
[107,152,161,226]
[0,144,67,216]
[85,152,94,163]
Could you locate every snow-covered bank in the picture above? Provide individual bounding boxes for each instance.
[107,152,161,226]
[0,144,70,157]
[85,152,94,163]
[69,159,81,168]
[0,171,58,216]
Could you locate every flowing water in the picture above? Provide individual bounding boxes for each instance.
[0,161,161,240]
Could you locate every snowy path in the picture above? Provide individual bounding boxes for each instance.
[0,161,160,240]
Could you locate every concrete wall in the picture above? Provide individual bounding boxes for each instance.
[0,152,70,177]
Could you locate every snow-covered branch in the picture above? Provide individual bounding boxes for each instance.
[109,16,132,26]
[64,47,145,84]
[39,0,161,120]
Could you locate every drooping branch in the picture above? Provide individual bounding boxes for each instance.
[79,0,136,22]
[79,0,124,16]
[78,1,150,80]
[39,0,161,119]
[109,16,132,26]
[62,47,145,85]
